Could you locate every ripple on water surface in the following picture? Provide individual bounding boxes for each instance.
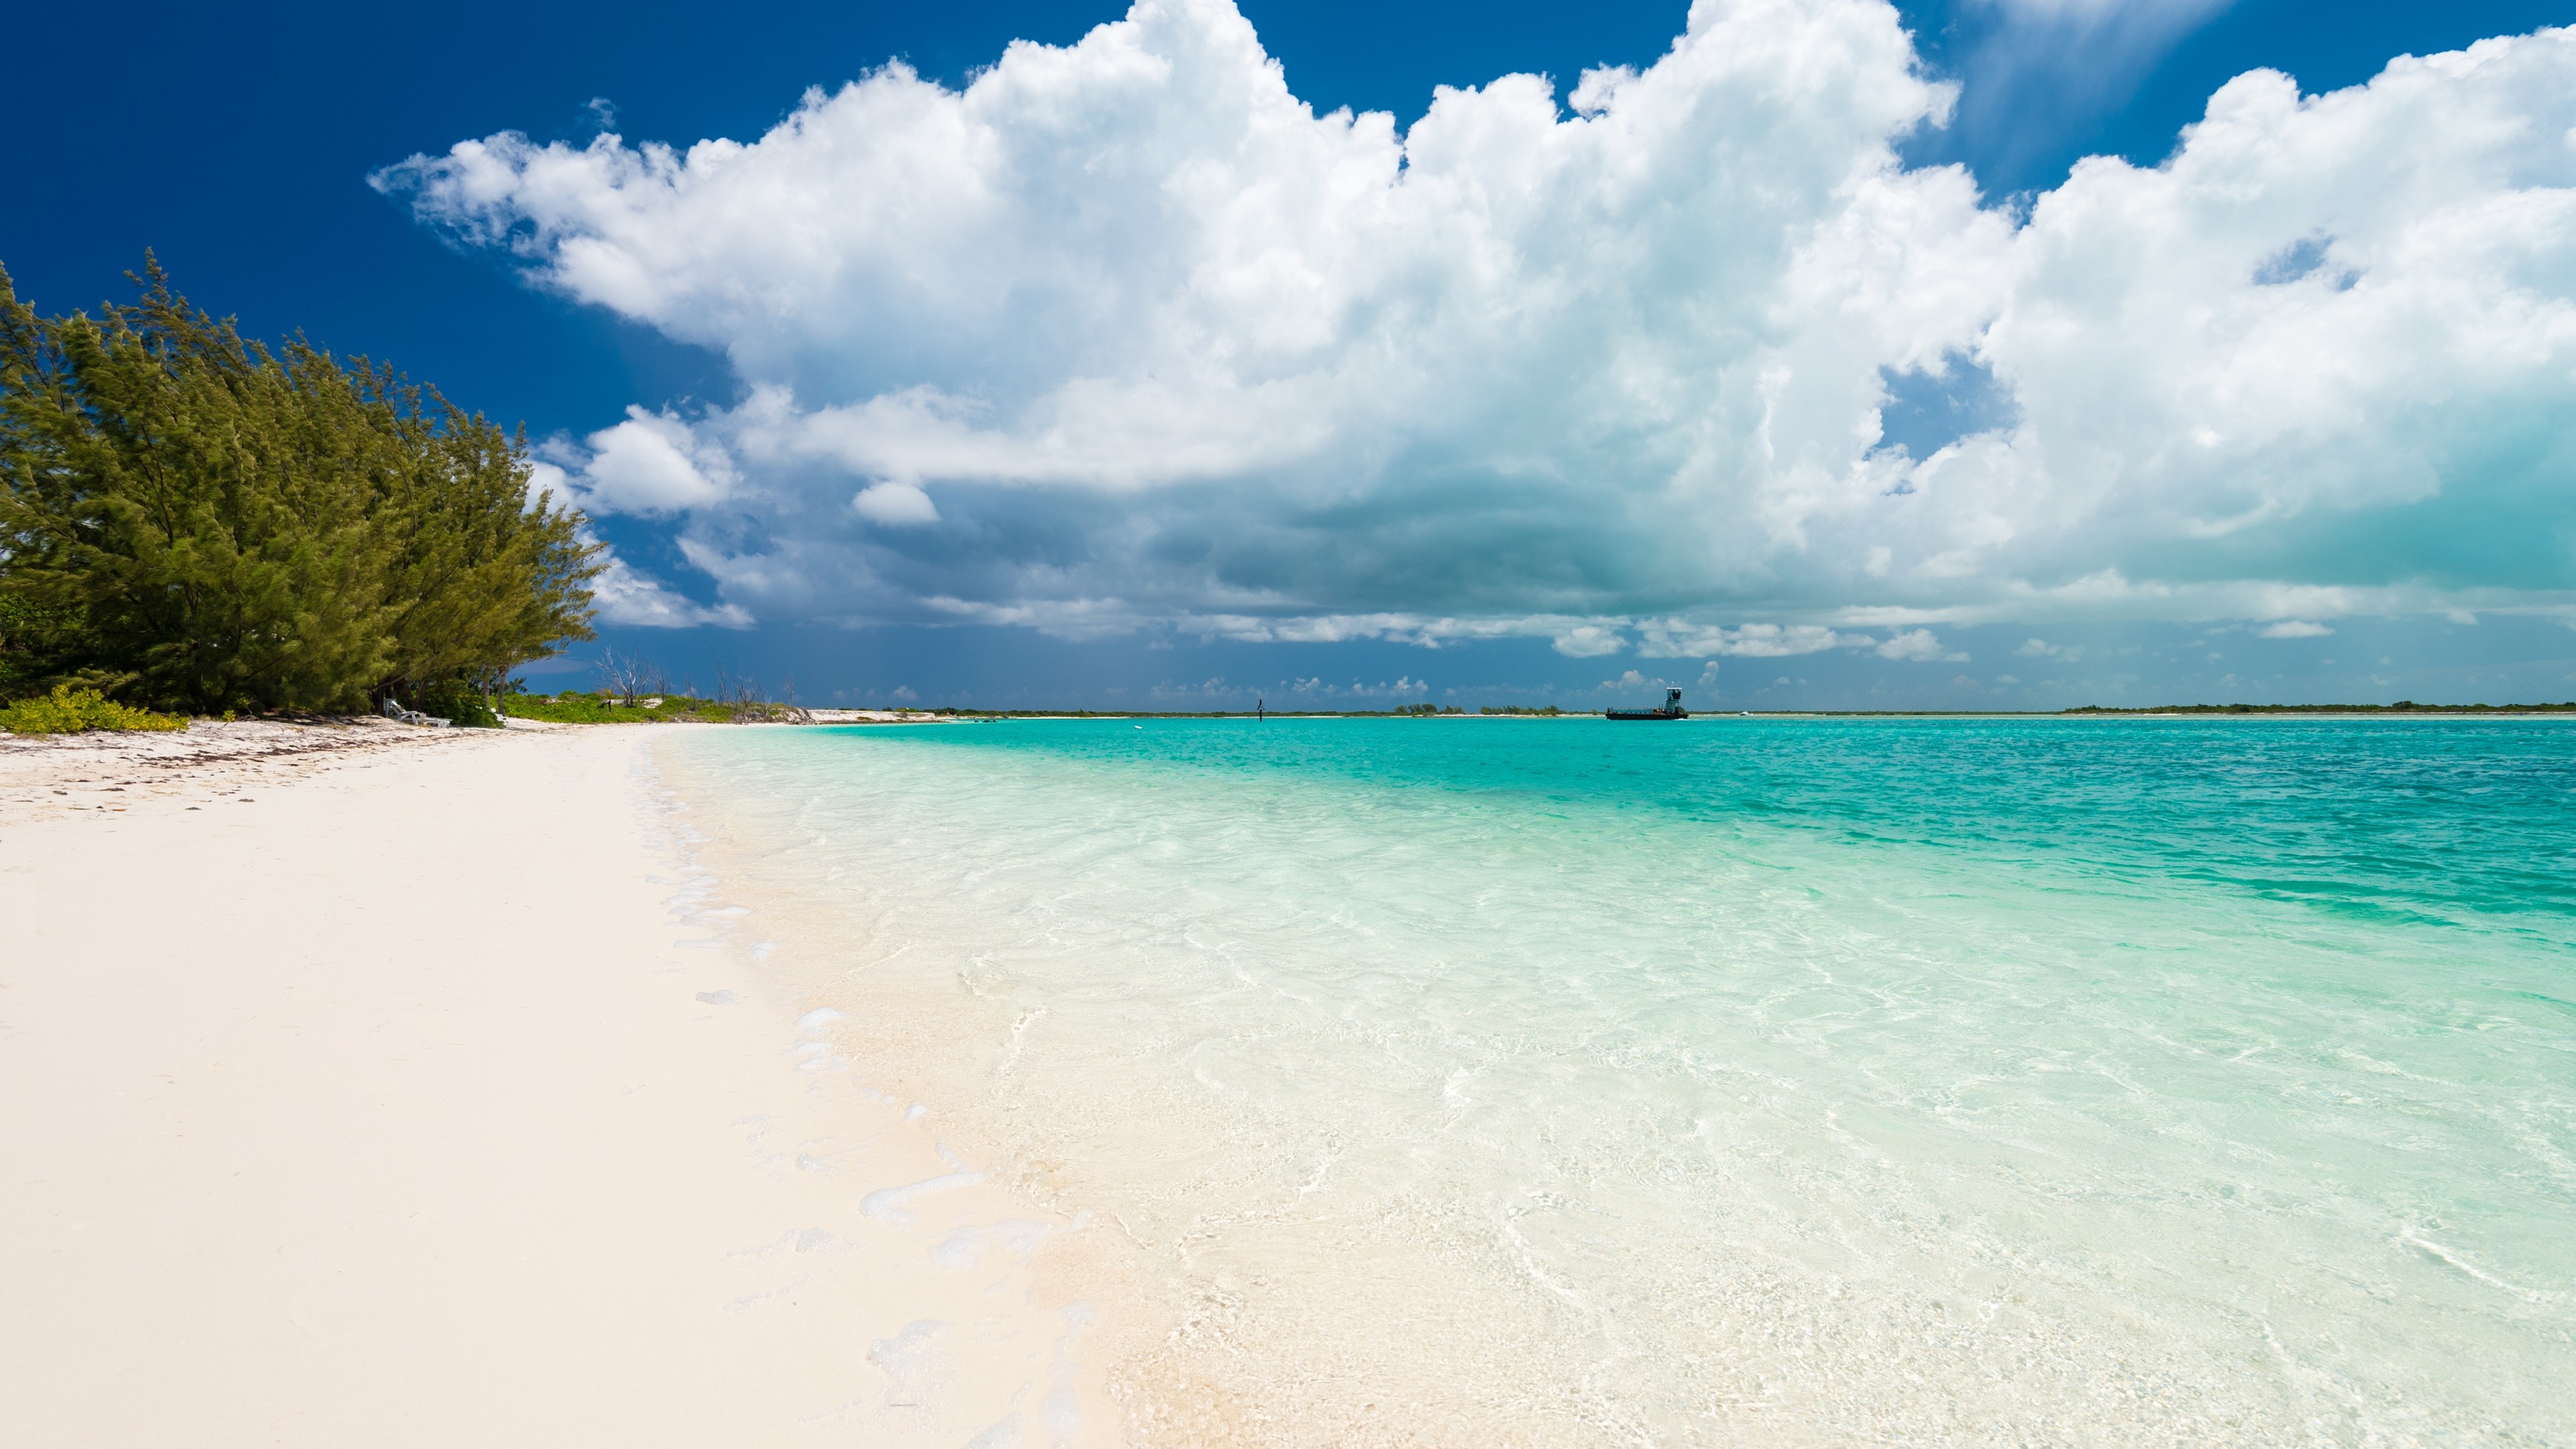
[664,716,2576,1446]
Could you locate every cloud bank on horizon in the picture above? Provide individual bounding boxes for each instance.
[375,0,2576,663]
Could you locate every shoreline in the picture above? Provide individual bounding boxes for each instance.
[647,734,1214,1440]
[13,713,2567,1442]
[1,723,1126,1446]
[800,708,2576,722]
[638,717,2576,1444]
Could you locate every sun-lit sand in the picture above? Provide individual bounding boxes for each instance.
[0,720,1122,1448]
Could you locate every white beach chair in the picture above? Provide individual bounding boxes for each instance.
[379,698,452,728]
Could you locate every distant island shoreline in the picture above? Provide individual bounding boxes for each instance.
[802,701,2576,721]
[476,688,2576,727]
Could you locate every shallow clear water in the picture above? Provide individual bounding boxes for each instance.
[664,717,2576,1445]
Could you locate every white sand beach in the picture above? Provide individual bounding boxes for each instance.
[0,722,1124,1448]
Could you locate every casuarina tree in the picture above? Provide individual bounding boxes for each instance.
[0,257,598,714]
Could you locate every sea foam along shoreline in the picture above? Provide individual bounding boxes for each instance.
[0,722,1122,1448]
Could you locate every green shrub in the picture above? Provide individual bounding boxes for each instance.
[404,680,503,729]
[498,691,734,724]
[0,684,186,734]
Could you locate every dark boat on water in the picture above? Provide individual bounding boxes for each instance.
[1607,688,1688,720]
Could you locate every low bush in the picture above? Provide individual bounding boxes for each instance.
[494,690,816,725]
[502,691,715,724]
[0,684,187,735]
[402,680,503,728]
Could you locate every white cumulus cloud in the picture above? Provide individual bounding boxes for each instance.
[587,543,755,628]
[549,407,735,515]
[1552,625,1629,657]
[376,0,2576,646]
[1874,627,1968,661]
[1635,621,1868,657]
[853,481,940,525]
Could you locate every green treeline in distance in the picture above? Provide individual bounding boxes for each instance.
[0,258,599,716]
[869,706,1581,718]
[2062,702,2576,714]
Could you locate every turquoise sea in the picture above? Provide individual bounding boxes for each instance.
[663,716,2575,1445]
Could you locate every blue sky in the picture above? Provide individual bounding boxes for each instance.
[9,0,2575,709]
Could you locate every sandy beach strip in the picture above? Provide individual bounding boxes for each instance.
[1,721,1122,1448]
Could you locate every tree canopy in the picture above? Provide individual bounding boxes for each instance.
[0,258,598,713]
